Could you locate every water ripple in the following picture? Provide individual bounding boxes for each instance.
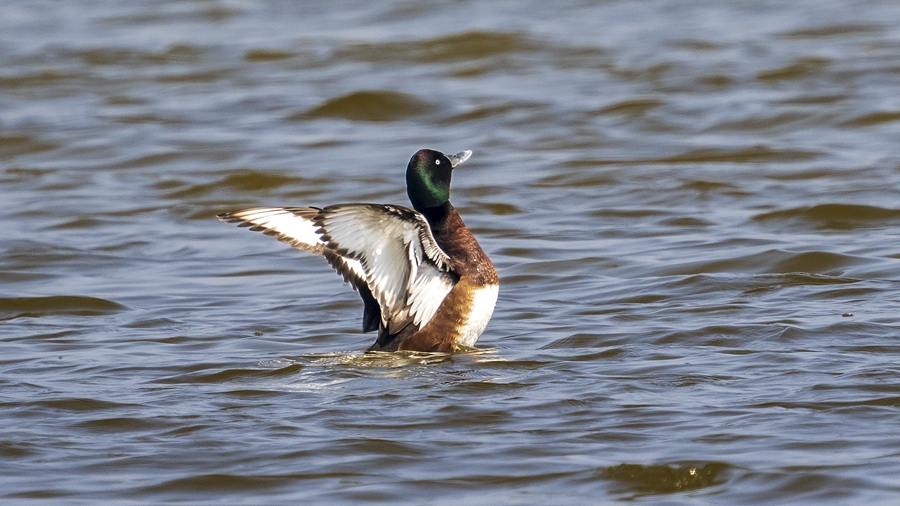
[3,0,900,504]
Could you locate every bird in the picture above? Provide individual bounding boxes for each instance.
[217,149,499,353]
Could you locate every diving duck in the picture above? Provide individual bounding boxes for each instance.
[217,149,498,353]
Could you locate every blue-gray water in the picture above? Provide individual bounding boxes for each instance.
[3,1,900,503]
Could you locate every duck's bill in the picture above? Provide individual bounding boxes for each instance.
[447,150,472,168]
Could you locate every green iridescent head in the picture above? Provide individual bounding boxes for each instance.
[405,149,472,211]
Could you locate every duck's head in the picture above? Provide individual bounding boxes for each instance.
[405,149,472,210]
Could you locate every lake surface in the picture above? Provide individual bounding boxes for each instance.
[3,0,900,503]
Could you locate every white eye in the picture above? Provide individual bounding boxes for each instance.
[435,159,441,165]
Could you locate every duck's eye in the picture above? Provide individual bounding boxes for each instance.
[435,159,441,165]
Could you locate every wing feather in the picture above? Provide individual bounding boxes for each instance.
[218,206,371,284]
[315,204,456,334]
[217,207,325,254]
[218,204,457,339]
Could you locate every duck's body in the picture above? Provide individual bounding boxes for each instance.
[218,149,498,353]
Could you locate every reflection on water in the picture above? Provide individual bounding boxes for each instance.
[3,0,900,504]
[602,462,729,496]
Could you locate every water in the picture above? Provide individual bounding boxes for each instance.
[3,0,900,503]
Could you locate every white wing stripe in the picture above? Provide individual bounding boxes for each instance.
[342,258,366,283]
[223,207,324,251]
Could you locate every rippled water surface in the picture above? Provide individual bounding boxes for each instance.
[3,1,900,503]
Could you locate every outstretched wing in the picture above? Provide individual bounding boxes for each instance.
[217,207,366,287]
[217,205,457,341]
[315,204,457,338]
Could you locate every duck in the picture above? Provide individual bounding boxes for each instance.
[217,149,499,353]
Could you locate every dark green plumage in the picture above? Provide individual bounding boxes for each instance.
[406,149,454,210]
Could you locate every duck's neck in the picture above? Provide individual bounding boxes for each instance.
[417,201,453,229]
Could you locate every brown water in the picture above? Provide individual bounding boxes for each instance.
[3,1,900,503]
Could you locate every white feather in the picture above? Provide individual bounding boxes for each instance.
[220,207,324,252]
[317,204,455,330]
[456,284,499,347]
[408,264,455,326]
